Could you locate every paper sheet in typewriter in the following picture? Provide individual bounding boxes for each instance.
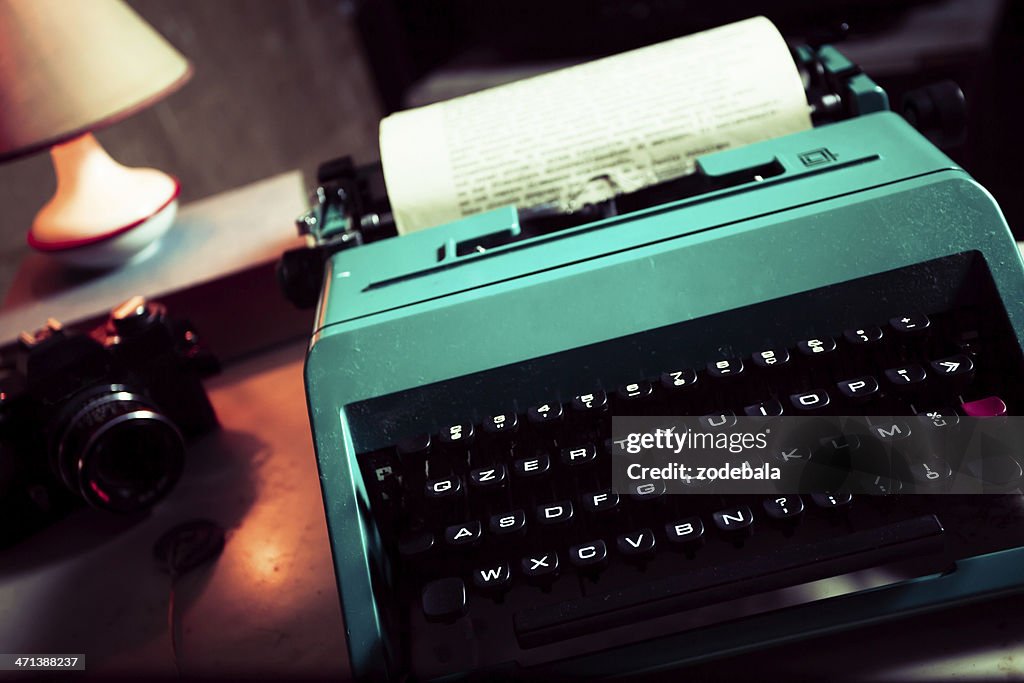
[379,16,812,235]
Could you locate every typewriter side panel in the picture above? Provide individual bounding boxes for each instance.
[306,168,1024,679]
[303,383,394,680]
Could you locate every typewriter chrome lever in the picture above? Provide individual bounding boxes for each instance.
[278,158,393,308]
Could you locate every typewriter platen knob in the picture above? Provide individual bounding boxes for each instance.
[901,80,967,150]
[277,247,326,310]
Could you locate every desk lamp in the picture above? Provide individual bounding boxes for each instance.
[0,0,191,269]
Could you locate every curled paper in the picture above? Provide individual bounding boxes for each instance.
[380,16,811,235]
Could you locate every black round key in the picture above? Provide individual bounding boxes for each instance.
[571,391,607,413]
[857,474,903,495]
[439,421,474,446]
[744,400,783,417]
[617,381,653,402]
[966,454,1023,488]
[707,358,743,378]
[836,376,880,400]
[665,516,704,545]
[560,444,597,467]
[811,490,853,508]
[604,437,626,457]
[929,354,974,379]
[818,433,861,452]
[772,446,810,465]
[917,408,960,430]
[890,314,930,333]
[870,420,912,441]
[397,433,431,456]
[513,453,550,478]
[752,347,790,369]
[528,401,563,425]
[422,577,467,622]
[568,540,608,570]
[482,412,518,435]
[884,364,927,389]
[581,489,619,514]
[444,521,482,546]
[472,563,512,592]
[790,390,830,411]
[521,551,559,581]
[616,529,656,557]
[425,476,462,498]
[909,458,952,487]
[661,368,698,391]
[712,505,754,532]
[396,434,431,490]
[762,495,804,520]
[627,480,666,501]
[700,411,737,428]
[797,337,837,357]
[469,464,508,489]
[537,500,573,525]
[489,510,527,535]
[844,326,884,345]
[398,530,435,558]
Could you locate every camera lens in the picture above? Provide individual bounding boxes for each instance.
[52,385,185,513]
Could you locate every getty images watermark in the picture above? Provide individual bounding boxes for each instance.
[610,416,1024,495]
[619,426,779,484]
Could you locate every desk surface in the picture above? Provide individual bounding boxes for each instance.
[0,341,347,680]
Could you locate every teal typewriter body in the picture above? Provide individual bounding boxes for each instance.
[302,87,1024,678]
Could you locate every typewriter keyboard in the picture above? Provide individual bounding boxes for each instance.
[355,301,1024,675]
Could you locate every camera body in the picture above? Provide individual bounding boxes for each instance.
[0,297,219,547]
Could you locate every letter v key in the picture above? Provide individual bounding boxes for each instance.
[616,529,655,558]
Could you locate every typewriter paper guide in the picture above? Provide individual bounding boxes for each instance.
[380,16,811,235]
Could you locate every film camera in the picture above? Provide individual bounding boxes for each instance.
[0,297,219,548]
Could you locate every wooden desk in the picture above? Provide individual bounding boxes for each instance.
[0,342,349,679]
[0,173,348,679]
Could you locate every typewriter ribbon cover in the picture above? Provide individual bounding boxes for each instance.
[380,16,812,234]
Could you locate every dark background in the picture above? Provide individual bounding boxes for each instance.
[347,0,1024,236]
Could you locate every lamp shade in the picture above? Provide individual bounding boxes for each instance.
[0,0,191,163]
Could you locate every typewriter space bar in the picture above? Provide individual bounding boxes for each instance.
[514,515,944,648]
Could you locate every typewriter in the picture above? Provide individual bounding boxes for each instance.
[281,43,1024,681]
